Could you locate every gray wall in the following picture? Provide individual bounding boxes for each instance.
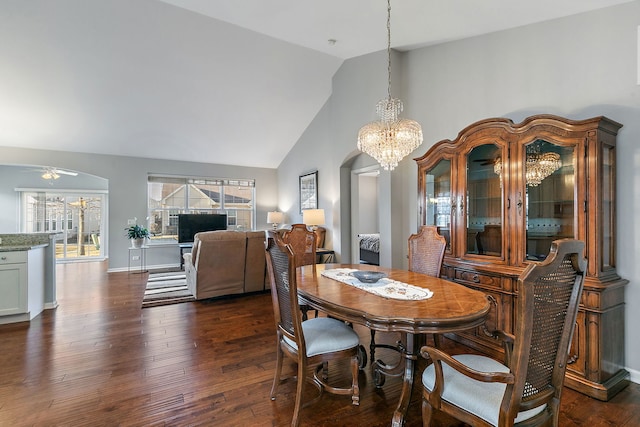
[277,2,640,380]
[0,147,278,271]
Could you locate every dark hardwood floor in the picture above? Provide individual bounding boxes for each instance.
[0,261,638,426]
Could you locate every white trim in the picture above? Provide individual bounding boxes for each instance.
[628,366,640,384]
[145,242,179,248]
[14,188,108,193]
[351,164,382,264]
[107,263,180,274]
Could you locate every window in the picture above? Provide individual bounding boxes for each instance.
[21,191,106,260]
[148,175,256,239]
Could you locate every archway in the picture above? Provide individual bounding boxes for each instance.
[0,164,108,261]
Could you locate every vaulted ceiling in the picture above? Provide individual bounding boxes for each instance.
[0,0,633,168]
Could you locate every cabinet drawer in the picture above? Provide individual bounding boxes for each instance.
[454,268,502,289]
[0,251,27,264]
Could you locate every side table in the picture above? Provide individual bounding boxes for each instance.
[179,243,193,270]
[316,248,335,264]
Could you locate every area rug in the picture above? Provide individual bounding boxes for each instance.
[142,271,195,308]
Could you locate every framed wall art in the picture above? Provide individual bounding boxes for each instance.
[299,171,318,213]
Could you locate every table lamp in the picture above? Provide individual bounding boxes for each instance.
[267,211,285,230]
[302,208,325,232]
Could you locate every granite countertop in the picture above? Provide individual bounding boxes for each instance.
[0,233,57,252]
[0,243,49,252]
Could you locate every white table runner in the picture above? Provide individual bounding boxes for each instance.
[321,268,434,301]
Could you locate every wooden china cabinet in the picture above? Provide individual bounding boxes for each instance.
[415,114,628,401]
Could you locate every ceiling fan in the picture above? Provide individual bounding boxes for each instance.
[470,145,501,167]
[40,167,78,180]
[472,158,498,166]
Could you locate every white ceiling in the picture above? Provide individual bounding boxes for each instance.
[0,0,633,169]
[158,0,635,59]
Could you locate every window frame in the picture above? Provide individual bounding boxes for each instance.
[147,175,256,239]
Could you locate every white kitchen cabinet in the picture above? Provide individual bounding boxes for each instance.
[0,248,45,323]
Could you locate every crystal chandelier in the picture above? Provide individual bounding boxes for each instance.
[357,0,423,171]
[525,150,562,187]
[493,142,561,187]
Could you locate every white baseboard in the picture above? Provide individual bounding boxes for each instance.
[107,263,180,273]
[44,301,58,310]
[628,366,640,384]
[0,312,30,325]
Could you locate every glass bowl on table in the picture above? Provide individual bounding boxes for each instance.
[351,270,387,284]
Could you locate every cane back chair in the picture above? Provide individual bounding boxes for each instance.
[281,223,318,320]
[420,239,587,426]
[369,226,446,364]
[265,231,360,427]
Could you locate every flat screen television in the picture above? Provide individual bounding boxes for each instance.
[178,214,227,243]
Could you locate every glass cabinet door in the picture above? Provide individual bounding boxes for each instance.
[423,159,452,252]
[466,144,503,257]
[601,143,615,270]
[524,139,575,260]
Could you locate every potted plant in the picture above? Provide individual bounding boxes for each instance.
[125,224,150,248]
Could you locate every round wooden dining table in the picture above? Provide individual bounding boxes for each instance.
[296,263,491,427]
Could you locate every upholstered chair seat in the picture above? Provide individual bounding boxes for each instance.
[283,317,361,357]
[422,354,547,425]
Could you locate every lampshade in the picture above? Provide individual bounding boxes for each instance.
[267,211,284,224]
[267,211,284,230]
[302,209,325,227]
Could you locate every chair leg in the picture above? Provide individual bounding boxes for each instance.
[370,329,377,362]
[350,355,360,406]
[300,304,319,321]
[292,358,307,427]
[321,361,328,381]
[433,333,441,348]
[422,397,433,427]
[270,341,283,400]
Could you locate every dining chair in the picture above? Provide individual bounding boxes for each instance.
[282,224,318,268]
[369,226,446,364]
[265,231,360,427]
[420,239,586,427]
[281,223,318,320]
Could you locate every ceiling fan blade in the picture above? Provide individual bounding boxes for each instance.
[53,168,78,176]
[472,158,496,165]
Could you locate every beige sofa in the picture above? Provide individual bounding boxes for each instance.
[183,230,267,300]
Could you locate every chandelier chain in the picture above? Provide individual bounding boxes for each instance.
[356,0,423,171]
[386,0,392,100]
